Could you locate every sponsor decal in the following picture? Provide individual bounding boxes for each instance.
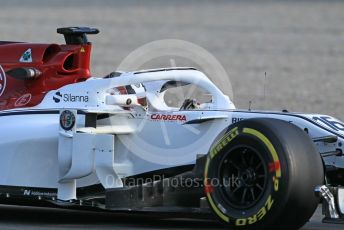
[53,91,89,103]
[14,93,32,107]
[0,65,6,96]
[19,48,33,63]
[312,116,344,132]
[232,117,245,123]
[60,110,76,131]
[23,189,57,197]
[151,114,187,122]
[53,91,62,103]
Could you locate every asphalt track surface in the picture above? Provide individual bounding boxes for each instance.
[0,0,344,229]
[0,204,341,230]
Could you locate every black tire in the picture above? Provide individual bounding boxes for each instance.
[204,118,324,230]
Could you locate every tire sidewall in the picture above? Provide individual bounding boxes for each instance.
[204,121,290,229]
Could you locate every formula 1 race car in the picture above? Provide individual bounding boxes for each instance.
[0,27,343,230]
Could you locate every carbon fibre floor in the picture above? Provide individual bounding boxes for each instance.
[0,205,340,230]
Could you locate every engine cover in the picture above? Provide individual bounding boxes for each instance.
[0,42,92,110]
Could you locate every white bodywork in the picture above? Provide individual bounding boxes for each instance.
[0,68,343,200]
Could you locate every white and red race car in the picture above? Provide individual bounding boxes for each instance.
[0,27,343,230]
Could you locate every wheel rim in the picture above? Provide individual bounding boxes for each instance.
[218,145,268,209]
